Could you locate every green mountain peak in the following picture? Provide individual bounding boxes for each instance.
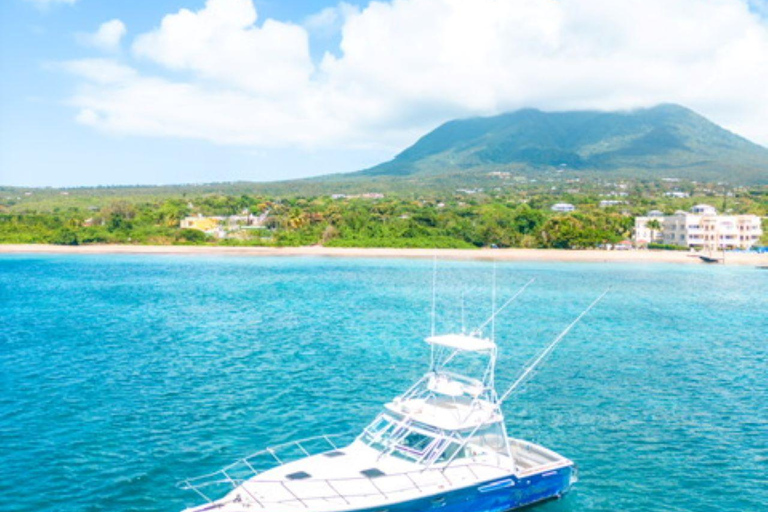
[355,104,768,184]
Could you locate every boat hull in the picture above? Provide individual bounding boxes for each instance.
[335,465,574,512]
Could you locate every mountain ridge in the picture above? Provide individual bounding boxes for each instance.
[349,104,768,184]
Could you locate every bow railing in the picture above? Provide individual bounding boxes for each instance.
[178,434,345,503]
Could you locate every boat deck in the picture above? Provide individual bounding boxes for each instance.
[183,438,571,512]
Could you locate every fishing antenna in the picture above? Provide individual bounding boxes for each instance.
[430,256,437,370]
[430,256,437,337]
[471,278,536,337]
[491,261,497,343]
[499,288,610,403]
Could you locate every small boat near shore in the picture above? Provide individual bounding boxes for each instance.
[699,255,723,264]
[178,284,608,512]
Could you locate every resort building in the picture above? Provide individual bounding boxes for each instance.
[551,203,575,212]
[634,205,763,249]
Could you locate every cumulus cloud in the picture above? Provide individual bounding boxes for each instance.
[77,19,127,52]
[132,0,312,95]
[62,0,768,155]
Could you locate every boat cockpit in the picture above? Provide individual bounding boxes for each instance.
[358,409,511,468]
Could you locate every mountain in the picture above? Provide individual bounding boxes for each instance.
[351,104,768,185]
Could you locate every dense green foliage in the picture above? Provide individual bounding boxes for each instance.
[2,178,765,249]
[356,104,768,185]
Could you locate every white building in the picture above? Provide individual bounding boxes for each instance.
[634,211,665,245]
[599,200,626,207]
[551,203,575,213]
[634,205,763,249]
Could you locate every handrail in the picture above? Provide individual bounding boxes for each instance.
[180,458,523,509]
[178,434,346,492]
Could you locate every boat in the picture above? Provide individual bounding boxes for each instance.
[178,284,608,512]
[699,255,723,264]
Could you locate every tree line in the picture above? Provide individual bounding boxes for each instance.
[1,189,765,248]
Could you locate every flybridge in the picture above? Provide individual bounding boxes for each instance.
[425,334,495,352]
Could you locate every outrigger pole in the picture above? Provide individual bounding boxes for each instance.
[498,288,610,404]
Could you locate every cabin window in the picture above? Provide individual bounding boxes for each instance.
[435,442,466,462]
[468,423,507,454]
[396,431,434,455]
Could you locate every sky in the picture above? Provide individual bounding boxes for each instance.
[1,0,768,187]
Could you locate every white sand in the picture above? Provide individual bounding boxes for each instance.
[2,244,766,266]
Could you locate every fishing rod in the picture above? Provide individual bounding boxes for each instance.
[498,288,610,403]
[471,278,536,337]
[435,278,536,372]
[442,288,610,470]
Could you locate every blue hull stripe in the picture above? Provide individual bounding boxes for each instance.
[349,465,574,512]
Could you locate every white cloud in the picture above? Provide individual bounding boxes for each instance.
[25,0,77,10]
[62,0,768,158]
[304,2,359,37]
[132,0,312,95]
[60,59,137,84]
[76,19,127,52]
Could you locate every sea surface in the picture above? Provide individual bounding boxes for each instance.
[1,254,766,512]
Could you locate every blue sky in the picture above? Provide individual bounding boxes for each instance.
[0,0,377,187]
[2,0,768,187]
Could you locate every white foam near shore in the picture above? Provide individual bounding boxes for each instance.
[1,244,766,266]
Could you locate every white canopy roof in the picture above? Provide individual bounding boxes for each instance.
[425,334,496,352]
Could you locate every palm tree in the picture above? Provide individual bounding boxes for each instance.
[646,219,662,245]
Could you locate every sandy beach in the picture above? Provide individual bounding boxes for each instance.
[1,244,766,265]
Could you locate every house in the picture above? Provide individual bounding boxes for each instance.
[180,212,270,238]
[180,215,219,232]
[551,203,575,213]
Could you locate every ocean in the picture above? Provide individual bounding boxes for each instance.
[1,254,766,512]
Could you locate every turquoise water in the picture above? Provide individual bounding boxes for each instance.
[1,255,766,512]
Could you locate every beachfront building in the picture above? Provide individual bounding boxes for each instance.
[634,205,763,249]
[180,212,270,238]
[633,211,665,245]
[180,215,219,232]
[551,203,576,212]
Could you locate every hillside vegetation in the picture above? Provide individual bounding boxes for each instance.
[354,104,768,185]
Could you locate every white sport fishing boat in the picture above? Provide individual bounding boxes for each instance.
[179,282,608,512]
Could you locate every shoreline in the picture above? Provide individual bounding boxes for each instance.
[1,244,766,265]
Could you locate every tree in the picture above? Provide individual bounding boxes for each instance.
[646,219,662,244]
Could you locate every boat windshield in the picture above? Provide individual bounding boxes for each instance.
[360,414,466,463]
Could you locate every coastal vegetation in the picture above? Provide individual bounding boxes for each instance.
[2,179,766,249]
